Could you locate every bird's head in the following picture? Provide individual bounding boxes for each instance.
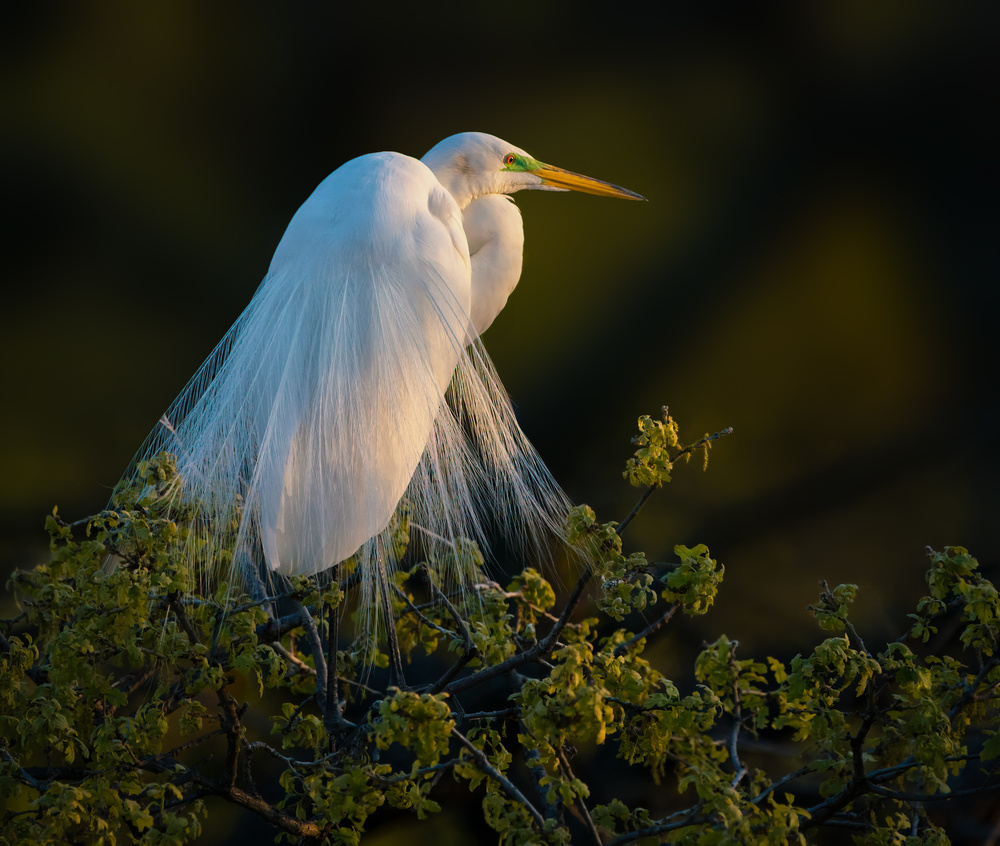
[422,132,645,209]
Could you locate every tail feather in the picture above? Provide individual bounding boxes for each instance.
[115,275,569,642]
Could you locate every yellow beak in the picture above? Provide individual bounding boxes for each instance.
[534,164,646,201]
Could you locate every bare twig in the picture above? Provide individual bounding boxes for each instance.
[135,751,324,838]
[395,585,457,639]
[727,640,748,788]
[169,593,204,648]
[217,690,243,789]
[613,603,679,657]
[270,641,316,676]
[426,568,475,652]
[429,648,479,695]
[291,600,328,716]
[0,747,45,791]
[198,779,323,838]
[462,706,520,723]
[750,765,814,807]
[377,557,406,690]
[556,745,602,845]
[605,803,707,845]
[868,781,1000,803]
[452,727,545,829]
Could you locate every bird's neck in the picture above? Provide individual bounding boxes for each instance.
[462,195,525,342]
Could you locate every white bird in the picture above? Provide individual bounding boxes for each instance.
[123,132,643,630]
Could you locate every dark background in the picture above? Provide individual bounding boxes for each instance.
[1,2,997,840]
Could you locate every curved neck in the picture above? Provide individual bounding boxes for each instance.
[462,195,524,342]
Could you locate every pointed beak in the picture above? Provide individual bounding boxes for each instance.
[533,164,646,201]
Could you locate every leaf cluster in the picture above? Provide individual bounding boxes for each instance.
[1,414,996,845]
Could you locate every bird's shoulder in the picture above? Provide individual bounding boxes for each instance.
[341,152,468,271]
[269,151,469,278]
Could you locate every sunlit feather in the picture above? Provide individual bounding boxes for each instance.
[117,132,643,636]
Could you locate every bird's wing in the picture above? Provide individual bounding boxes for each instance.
[260,153,473,575]
[160,152,473,579]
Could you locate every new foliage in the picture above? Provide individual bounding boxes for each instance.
[2,412,998,845]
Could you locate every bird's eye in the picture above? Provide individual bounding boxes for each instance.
[503,153,517,167]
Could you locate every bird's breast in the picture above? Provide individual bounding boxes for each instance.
[462,194,525,339]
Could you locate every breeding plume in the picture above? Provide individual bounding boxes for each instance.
[122,132,643,624]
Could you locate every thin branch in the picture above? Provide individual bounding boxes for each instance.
[369,757,462,785]
[0,747,45,791]
[378,556,406,690]
[462,706,521,723]
[556,745,602,846]
[405,574,483,693]
[451,727,545,829]
[270,641,316,676]
[215,689,244,790]
[245,740,336,773]
[803,704,883,829]
[613,603,679,657]
[606,804,707,845]
[429,648,479,695]
[169,593,204,648]
[617,486,658,537]
[537,565,594,653]
[617,425,733,536]
[750,765,814,807]
[443,562,595,696]
[817,815,870,831]
[948,655,1000,720]
[395,585,458,639]
[198,778,323,838]
[425,569,475,652]
[291,599,329,716]
[324,599,353,736]
[867,753,977,785]
[868,780,1000,803]
[256,607,314,643]
[671,426,735,462]
[134,750,324,837]
[727,640,747,787]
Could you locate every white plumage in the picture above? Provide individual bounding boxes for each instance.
[121,132,642,625]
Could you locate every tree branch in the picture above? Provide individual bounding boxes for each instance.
[451,727,545,829]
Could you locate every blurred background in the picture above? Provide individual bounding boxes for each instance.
[0,1,997,837]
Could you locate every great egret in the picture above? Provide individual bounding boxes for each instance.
[120,132,643,631]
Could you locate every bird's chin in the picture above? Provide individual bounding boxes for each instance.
[526,184,570,194]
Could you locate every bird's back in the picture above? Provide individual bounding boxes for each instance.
[237,152,476,575]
